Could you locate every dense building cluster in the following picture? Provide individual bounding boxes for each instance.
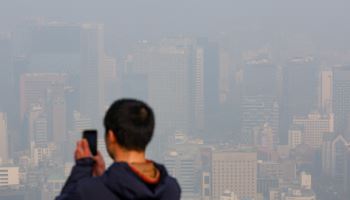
[0,20,350,200]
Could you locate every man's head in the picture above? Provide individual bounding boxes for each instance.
[103,99,155,159]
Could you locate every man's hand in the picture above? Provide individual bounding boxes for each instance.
[74,139,106,176]
[75,139,92,160]
[92,151,106,177]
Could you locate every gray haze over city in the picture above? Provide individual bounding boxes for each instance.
[0,1,350,200]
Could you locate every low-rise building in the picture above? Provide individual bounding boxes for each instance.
[0,166,20,187]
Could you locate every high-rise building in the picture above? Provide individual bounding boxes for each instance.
[292,112,334,148]
[66,111,93,161]
[288,125,303,149]
[0,113,8,163]
[319,70,333,114]
[79,24,105,127]
[200,147,212,200]
[27,105,46,145]
[122,55,148,101]
[16,21,107,129]
[322,133,350,192]
[192,47,205,132]
[0,34,13,115]
[218,49,231,104]
[164,145,201,198]
[333,66,350,135]
[241,61,279,146]
[211,150,257,200]
[253,123,275,150]
[102,56,118,107]
[19,73,67,120]
[257,162,280,199]
[241,96,279,145]
[72,111,93,133]
[197,39,220,140]
[243,61,279,97]
[32,112,48,147]
[16,20,81,74]
[49,84,67,146]
[281,57,319,144]
[125,38,193,138]
[19,73,67,156]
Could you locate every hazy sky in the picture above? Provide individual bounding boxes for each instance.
[1,0,349,56]
[1,1,348,32]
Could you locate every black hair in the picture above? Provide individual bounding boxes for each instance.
[103,99,155,151]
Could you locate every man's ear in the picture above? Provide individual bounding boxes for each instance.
[107,130,117,143]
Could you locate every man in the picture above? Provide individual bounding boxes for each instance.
[56,99,181,200]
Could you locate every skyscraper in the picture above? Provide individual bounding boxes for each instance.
[33,114,48,147]
[192,47,205,133]
[280,56,319,144]
[19,73,67,120]
[0,35,13,115]
[197,39,221,141]
[241,61,279,145]
[28,105,48,146]
[79,24,105,127]
[125,38,193,138]
[19,73,67,153]
[319,70,333,114]
[211,150,257,200]
[16,20,81,74]
[49,83,67,146]
[164,146,201,198]
[241,96,279,145]
[322,133,350,192]
[333,66,350,134]
[0,113,8,163]
[102,56,118,107]
[16,21,107,129]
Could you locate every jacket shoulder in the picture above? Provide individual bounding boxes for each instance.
[76,177,120,200]
[166,176,181,192]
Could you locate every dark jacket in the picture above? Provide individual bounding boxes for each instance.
[56,158,181,200]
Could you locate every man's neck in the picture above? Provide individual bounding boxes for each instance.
[114,150,147,164]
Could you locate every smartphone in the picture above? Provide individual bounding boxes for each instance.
[82,130,98,156]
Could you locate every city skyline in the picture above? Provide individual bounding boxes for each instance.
[0,2,350,200]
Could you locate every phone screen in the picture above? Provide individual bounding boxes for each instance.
[82,130,98,156]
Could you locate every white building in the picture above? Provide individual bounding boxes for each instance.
[293,112,334,148]
[212,150,257,200]
[0,166,20,186]
[31,143,56,166]
[288,126,303,149]
[300,172,312,190]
